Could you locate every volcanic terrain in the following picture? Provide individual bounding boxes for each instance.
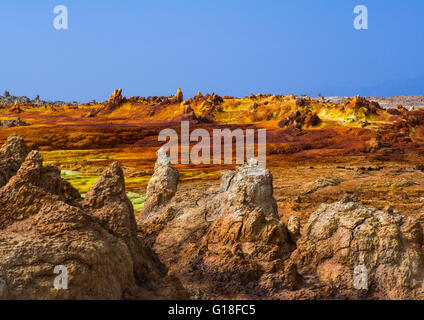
[1,89,424,299]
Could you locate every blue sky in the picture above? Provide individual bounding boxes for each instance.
[0,0,423,101]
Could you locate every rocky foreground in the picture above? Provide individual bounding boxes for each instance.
[139,147,424,300]
[0,135,424,299]
[0,134,187,299]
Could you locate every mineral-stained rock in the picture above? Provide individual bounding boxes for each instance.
[364,138,381,153]
[0,134,29,163]
[0,134,29,187]
[139,146,424,299]
[175,88,184,103]
[0,119,31,129]
[172,101,199,123]
[101,88,125,114]
[287,216,301,241]
[198,105,216,123]
[179,101,193,114]
[217,158,278,217]
[82,161,186,299]
[278,109,321,129]
[108,88,123,106]
[140,157,295,298]
[290,196,424,299]
[0,137,187,300]
[303,177,342,194]
[83,162,135,238]
[142,147,179,218]
[194,159,293,295]
[210,93,223,106]
[345,96,381,116]
[9,101,22,113]
[194,91,203,102]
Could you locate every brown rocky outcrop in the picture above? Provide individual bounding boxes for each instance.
[100,88,125,114]
[140,157,295,298]
[173,101,199,122]
[142,147,179,218]
[175,88,184,103]
[108,88,123,106]
[0,136,187,300]
[192,159,293,296]
[0,134,30,187]
[287,216,301,242]
[278,109,321,129]
[9,101,22,113]
[139,148,424,299]
[303,177,342,194]
[193,91,204,103]
[291,196,424,299]
[0,119,31,129]
[198,108,215,123]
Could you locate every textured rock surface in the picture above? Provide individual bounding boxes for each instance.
[216,159,279,218]
[0,119,31,129]
[108,88,123,106]
[1,128,423,299]
[139,151,424,299]
[100,88,125,114]
[0,136,187,300]
[287,216,301,241]
[175,88,183,103]
[142,147,179,218]
[0,92,68,106]
[278,108,321,129]
[291,196,424,299]
[140,158,295,298]
[0,134,29,187]
[303,177,342,194]
[173,101,199,122]
[194,161,293,297]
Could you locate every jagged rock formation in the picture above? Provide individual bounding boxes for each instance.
[173,101,199,122]
[108,88,123,106]
[0,119,31,128]
[291,196,424,299]
[194,91,203,102]
[195,93,223,123]
[215,158,278,218]
[140,156,294,298]
[0,92,67,106]
[99,89,125,114]
[278,109,321,129]
[175,88,183,103]
[195,159,293,296]
[287,216,301,242]
[139,149,424,299]
[0,134,29,187]
[179,101,193,114]
[344,96,381,116]
[303,177,342,194]
[142,147,179,218]
[9,101,22,114]
[0,135,187,299]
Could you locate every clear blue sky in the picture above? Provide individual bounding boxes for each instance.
[0,0,423,102]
